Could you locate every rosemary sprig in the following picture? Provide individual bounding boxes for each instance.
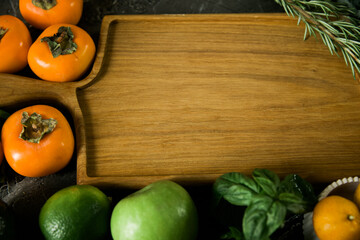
[275,0,360,81]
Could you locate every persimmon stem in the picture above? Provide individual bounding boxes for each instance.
[0,27,8,41]
[20,112,57,143]
[41,26,77,58]
[32,0,57,10]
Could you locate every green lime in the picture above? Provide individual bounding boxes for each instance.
[39,185,111,240]
[0,199,16,240]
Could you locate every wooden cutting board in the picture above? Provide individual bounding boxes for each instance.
[1,14,360,189]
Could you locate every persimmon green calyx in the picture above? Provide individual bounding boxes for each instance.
[41,26,77,58]
[32,0,57,10]
[20,112,57,143]
[0,27,8,41]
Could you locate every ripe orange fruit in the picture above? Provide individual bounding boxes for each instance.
[0,15,32,73]
[353,183,360,208]
[313,195,360,240]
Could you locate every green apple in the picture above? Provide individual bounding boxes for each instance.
[110,180,198,240]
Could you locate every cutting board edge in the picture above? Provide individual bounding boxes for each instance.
[75,13,360,189]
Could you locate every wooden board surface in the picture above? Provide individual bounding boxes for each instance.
[1,13,360,189]
[75,14,360,188]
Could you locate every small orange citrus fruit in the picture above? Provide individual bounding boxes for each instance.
[313,195,360,240]
[353,183,360,208]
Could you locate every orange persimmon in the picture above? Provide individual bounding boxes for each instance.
[19,0,83,30]
[27,24,95,82]
[0,15,32,73]
[1,105,75,177]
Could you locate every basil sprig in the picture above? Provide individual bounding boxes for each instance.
[214,169,317,240]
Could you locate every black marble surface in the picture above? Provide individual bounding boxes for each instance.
[0,1,311,240]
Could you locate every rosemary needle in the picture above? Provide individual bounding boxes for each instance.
[275,0,360,81]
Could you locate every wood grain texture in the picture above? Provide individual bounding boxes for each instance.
[1,14,360,189]
[75,14,360,189]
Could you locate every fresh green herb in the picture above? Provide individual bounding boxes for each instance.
[274,0,360,81]
[214,169,317,240]
[221,226,244,240]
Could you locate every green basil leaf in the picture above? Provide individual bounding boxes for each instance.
[214,172,260,206]
[223,185,256,206]
[243,206,271,240]
[220,172,261,193]
[243,208,268,240]
[243,194,273,240]
[243,195,286,240]
[278,192,304,204]
[278,192,307,214]
[249,194,273,210]
[266,201,287,235]
[278,174,317,212]
[221,226,245,240]
[252,169,280,198]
